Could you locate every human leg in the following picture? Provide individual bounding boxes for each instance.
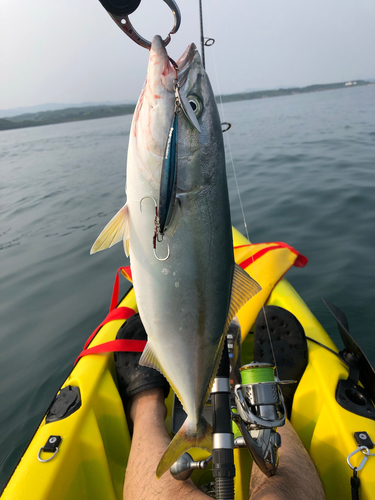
[123,388,210,500]
[249,420,326,500]
[249,306,326,499]
[115,316,210,499]
[125,391,326,500]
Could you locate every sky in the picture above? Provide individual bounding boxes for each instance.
[1,0,375,111]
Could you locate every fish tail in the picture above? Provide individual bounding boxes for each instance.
[156,416,212,478]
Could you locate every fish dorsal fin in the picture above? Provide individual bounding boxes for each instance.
[139,342,164,374]
[226,263,261,332]
[90,203,130,255]
[202,335,226,407]
[202,265,261,409]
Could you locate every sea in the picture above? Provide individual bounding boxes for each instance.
[1,84,375,490]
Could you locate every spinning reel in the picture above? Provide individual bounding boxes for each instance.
[233,362,291,477]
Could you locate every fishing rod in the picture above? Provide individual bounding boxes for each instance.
[197,1,230,134]
[199,0,206,69]
[198,0,216,70]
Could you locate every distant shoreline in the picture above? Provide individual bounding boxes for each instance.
[0,80,371,132]
[217,80,371,103]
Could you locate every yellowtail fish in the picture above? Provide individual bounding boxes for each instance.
[91,35,261,477]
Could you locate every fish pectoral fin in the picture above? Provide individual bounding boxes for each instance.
[123,237,131,258]
[156,417,212,478]
[90,203,130,255]
[227,263,262,327]
[139,343,164,374]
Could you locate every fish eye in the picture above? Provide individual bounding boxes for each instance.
[187,96,202,116]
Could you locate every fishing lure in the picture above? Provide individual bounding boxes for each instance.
[141,61,201,261]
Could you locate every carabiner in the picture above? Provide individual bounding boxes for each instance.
[106,0,181,49]
[347,446,369,472]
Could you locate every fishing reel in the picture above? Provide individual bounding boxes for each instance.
[170,327,294,490]
[233,362,291,477]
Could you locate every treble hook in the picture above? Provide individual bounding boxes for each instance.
[140,196,170,261]
[100,0,181,49]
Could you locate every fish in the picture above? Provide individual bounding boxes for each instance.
[91,35,261,478]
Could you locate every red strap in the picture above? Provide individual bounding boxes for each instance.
[110,267,131,312]
[76,267,138,365]
[234,244,253,250]
[235,242,308,270]
[83,307,135,350]
[76,307,136,365]
[272,242,308,267]
[75,339,146,364]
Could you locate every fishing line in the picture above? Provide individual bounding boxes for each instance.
[203,4,279,379]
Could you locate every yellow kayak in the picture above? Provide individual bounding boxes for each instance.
[3,228,375,500]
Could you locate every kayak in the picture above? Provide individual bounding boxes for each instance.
[3,228,375,500]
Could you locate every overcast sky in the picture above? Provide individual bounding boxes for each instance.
[1,0,374,111]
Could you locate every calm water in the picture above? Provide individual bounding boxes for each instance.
[1,84,375,489]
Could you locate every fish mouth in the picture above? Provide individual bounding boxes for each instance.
[175,43,197,74]
[150,36,197,92]
[135,37,199,165]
